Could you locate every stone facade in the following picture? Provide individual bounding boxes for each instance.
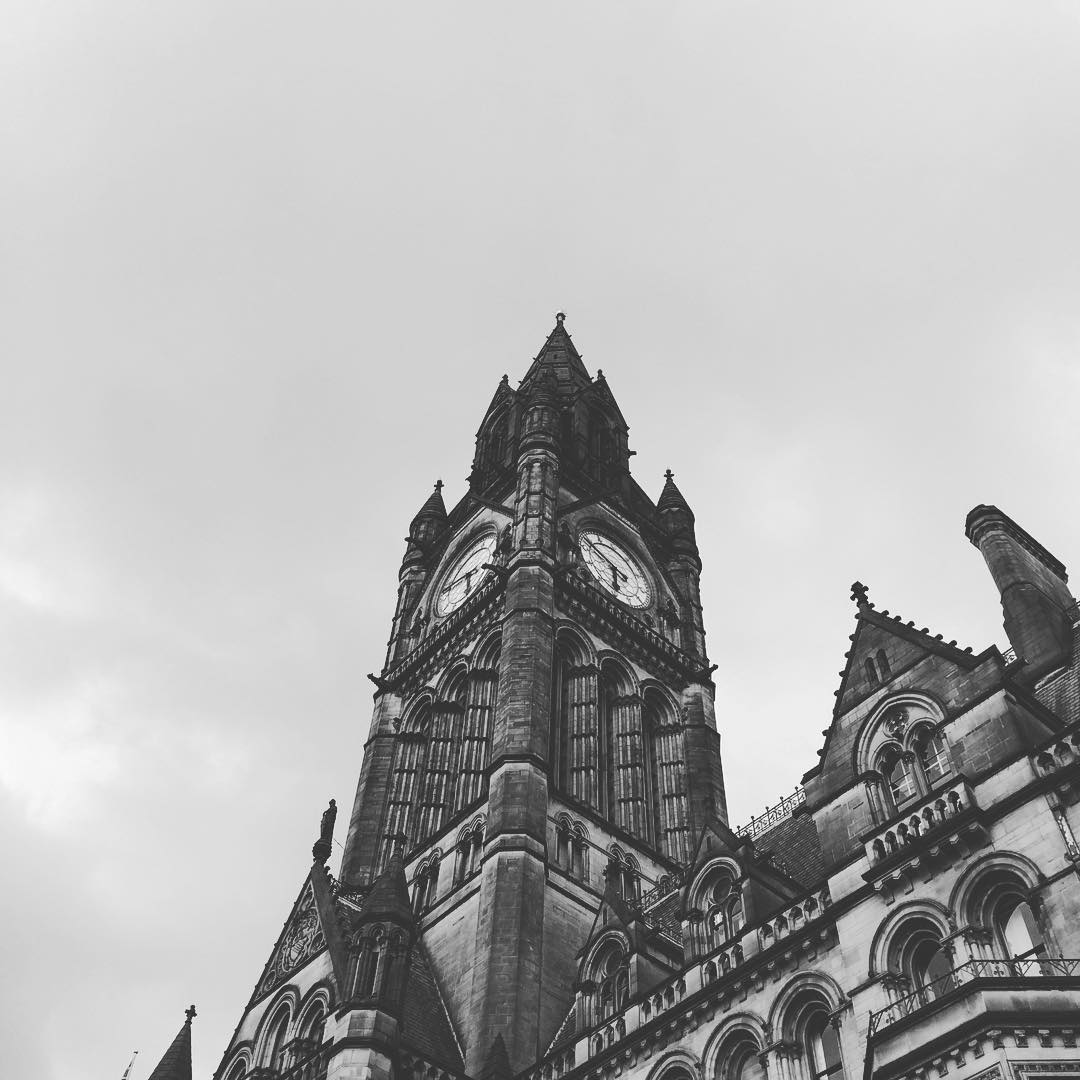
[213,318,1080,1080]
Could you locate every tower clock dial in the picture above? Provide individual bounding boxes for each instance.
[434,532,498,616]
[578,530,651,609]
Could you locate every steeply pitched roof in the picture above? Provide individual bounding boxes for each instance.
[401,939,465,1069]
[358,853,414,926]
[412,480,448,522]
[518,313,592,396]
[147,1008,195,1080]
[752,812,825,889]
[830,582,980,719]
[657,470,693,515]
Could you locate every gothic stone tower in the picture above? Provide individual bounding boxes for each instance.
[336,314,727,1073]
[214,319,1080,1080]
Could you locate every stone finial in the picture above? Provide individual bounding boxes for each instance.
[555,311,565,325]
[665,468,674,481]
[185,1005,197,1024]
[850,581,870,606]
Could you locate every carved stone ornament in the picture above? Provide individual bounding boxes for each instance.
[884,706,907,740]
[259,883,326,997]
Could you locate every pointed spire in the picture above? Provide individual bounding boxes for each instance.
[359,852,414,927]
[518,312,591,394]
[414,479,447,521]
[146,1007,195,1080]
[479,1033,513,1080]
[657,469,693,514]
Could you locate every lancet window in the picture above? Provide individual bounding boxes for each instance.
[584,936,630,1026]
[554,813,589,882]
[553,633,600,810]
[887,916,956,1007]
[607,845,640,904]
[416,672,468,840]
[455,642,500,813]
[382,701,431,866]
[688,862,743,956]
[645,688,691,863]
[454,817,485,886]
[411,854,441,916]
[603,661,649,837]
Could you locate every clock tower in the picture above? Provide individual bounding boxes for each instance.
[337,314,728,1073]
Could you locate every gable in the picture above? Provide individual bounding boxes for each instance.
[249,869,344,1006]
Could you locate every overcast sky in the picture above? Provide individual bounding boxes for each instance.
[4,2,1080,1077]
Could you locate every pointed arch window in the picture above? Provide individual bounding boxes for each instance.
[554,814,589,882]
[601,661,648,836]
[878,748,918,806]
[454,818,485,886]
[411,854,440,916]
[644,689,690,863]
[553,635,599,809]
[417,674,468,841]
[587,938,629,1025]
[382,702,431,865]
[1000,901,1045,962]
[455,645,499,813]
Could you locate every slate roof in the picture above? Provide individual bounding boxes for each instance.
[147,1011,194,1080]
[753,812,825,889]
[401,939,465,1069]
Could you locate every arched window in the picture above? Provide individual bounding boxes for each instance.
[707,875,744,943]
[999,901,1045,962]
[877,747,918,807]
[889,918,955,1008]
[417,673,468,840]
[859,700,953,821]
[454,819,484,885]
[645,688,691,863]
[805,1011,844,1080]
[588,938,629,1024]
[714,1031,766,1080]
[262,1006,291,1071]
[553,814,589,882]
[382,701,432,865]
[456,640,500,812]
[601,660,648,835]
[607,847,639,904]
[411,855,440,915]
[553,634,599,809]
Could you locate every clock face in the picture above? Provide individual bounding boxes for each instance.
[434,532,498,616]
[578,530,651,609]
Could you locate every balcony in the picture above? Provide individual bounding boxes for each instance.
[863,779,987,901]
[867,959,1080,1080]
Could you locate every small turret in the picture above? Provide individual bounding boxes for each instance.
[658,469,700,561]
[658,470,706,657]
[146,1006,196,1080]
[345,853,416,1017]
[407,480,449,555]
[966,504,1075,678]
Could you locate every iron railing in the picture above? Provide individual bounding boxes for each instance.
[868,958,1080,1036]
[736,787,806,841]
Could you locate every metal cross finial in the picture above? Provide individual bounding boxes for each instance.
[556,311,565,324]
[665,469,675,481]
[185,1005,197,1024]
[435,479,443,492]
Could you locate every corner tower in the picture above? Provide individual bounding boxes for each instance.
[339,316,727,1072]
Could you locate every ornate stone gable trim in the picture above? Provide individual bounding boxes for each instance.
[249,880,327,1006]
